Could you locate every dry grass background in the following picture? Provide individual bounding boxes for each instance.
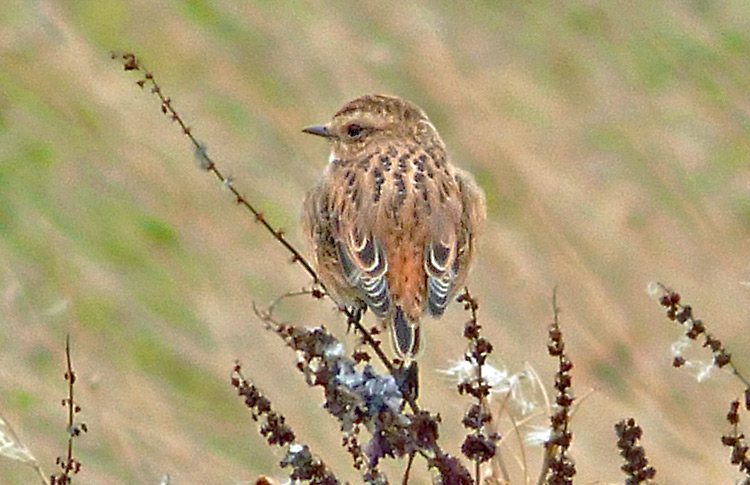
[2,1,750,483]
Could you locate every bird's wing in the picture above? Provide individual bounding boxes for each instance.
[338,227,392,317]
[424,167,486,317]
[424,234,457,317]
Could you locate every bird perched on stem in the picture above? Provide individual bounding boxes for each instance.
[302,95,485,359]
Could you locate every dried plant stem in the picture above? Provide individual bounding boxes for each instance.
[538,288,576,485]
[456,288,501,483]
[0,408,49,485]
[112,51,403,396]
[655,282,750,389]
[51,335,86,485]
[113,52,320,286]
[64,338,74,473]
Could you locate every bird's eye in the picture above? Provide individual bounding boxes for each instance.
[347,123,363,139]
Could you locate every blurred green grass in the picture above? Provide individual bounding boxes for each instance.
[1,0,750,483]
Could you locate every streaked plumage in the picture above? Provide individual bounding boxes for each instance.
[302,94,485,359]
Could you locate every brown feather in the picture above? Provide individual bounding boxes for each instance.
[302,95,486,359]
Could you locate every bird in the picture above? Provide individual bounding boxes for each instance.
[302,94,485,359]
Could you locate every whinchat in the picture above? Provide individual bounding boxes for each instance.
[302,95,485,359]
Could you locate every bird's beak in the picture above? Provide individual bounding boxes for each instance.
[302,124,332,138]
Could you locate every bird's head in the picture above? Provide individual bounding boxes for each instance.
[303,95,441,158]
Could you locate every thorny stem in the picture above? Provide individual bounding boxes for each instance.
[115,52,320,286]
[52,335,85,484]
[65,337,74,477]
[112,51,401,394]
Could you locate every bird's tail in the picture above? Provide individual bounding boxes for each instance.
[390,306,422,360]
